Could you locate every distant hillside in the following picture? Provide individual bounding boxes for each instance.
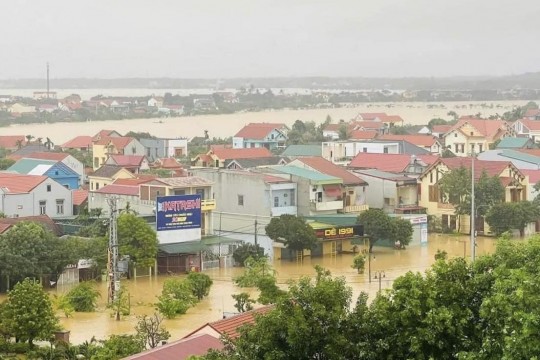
[2,73,540,90]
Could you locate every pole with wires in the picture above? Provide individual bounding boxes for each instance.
[107,196,120,305]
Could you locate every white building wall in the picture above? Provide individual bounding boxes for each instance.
[89,192,156,216]
[232,137,244,149]
[61,155,85,186]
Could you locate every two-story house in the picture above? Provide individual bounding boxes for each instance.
[105,155,150,174]
[418,157,527,234]
[192,147,273,168]
[61,136,93,152]
[22,152,85,186]
[288,157,369,214]
[512,119,540,142]
[7,158,80,189]
[443,117,514,157]
[88,165,136,191]
[92,136,146,170]
[348,153,439,177]
[232,123,288,150]
[378,134,442,154]
[0,173,73,218]
[139,138,189,161]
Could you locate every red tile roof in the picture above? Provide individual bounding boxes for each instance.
[234,123,287,139]
[431,125,452,134]
[379,115,404,123]
[24,152,69,161]
[438,157,515,179]
[448,118,509,139]
[349,130,378,140]
[351,121,385,130]
[92,129,116,141]
[379,134,439,147]
[295,157,367,185]
[357,112,387,120]
[109,155,146,167]
[155,158,183,169]
[349,153,439,173]
[0,173,47,193]
[186,306,273,340]
[0,215,62,235]
[94,184,139,196]
[95,136,134,149]
[521,169,540,184]
[113,178,155,186]
[524,108,540,117]
[211,147,273,160]
[123,334,223,360]
[0,135,26,149]
[517,119,540,131]
[61,136,93,149]
[323,123,345,132]
[72,189,88,206]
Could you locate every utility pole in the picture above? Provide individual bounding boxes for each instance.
[46,62,50,99]
[374,271,385,293]
[107,196,120,305]
[470,151,476,262]
[254,219,258,246]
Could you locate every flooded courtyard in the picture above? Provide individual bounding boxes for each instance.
[13,233,500,345]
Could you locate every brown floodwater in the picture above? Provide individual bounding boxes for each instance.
[0,234,502,345]
[0,100,525,144]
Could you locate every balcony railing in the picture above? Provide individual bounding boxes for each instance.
[310,200,343,212]
[341,204,369,213]
[201,199,216,211]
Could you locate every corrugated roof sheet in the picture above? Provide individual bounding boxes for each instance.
[293,157,367,186]
[349,153,438,173]
[8,158,57,174]
[281,144,321,157]
[496,137,532,149]
[271,165,342,183]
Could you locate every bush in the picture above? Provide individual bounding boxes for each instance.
[187,272,213,300]
[66,281,100,312]
[233,243,265,266]
[156,279,197,319]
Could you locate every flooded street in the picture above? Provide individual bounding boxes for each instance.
[19,233,500,345]
[0,100,526,144]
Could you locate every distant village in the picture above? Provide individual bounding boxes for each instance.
[1,106,540,264]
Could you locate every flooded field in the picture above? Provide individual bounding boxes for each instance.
[0,234,496,344]
[0,100,527,145]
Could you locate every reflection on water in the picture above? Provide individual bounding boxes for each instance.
[0,234,503,344]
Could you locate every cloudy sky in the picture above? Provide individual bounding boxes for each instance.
[1,0,539,79]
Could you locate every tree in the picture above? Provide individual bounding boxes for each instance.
[44,137,54,150]
[110,285,130,320]
[390,217,413,248]
[187,272,213,300]
[338,124,350,140]
[232,243,265,266]
[2,279,59,345]
[351,255,366,274]
[25,135,34,143]
[156,278,197,319]
[265,215,318,255]
[0,158,15,170]
[486,201,539,236]
[234,257,286,305]
[65,281,100,312]
[135,313,170,349]
[447,111,459,121]
[428,117,450,129]
[357,209,393,251]
[92,335,144,360]
[53,294,74,318]
[232,293,255,313]
[117,213,158,268]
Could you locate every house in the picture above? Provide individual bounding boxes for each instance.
[61,136,93,151]
[443,117,514,157]
[105,155,150,173]
[281,144,322,158]
[225,157,288,170]
[89,178,155,215]
[147,97,164,108]
[322,123,348,140]
[349,153,439,176]
[152,158,185,176]
[92,129,122,142]
[193,98,216,111]
[354,169,424,214]
[0,215,62,236]
[7,158,80,189]
[88,165,136,191]
[378,134,442,154]
[139,138,189,162]
[354,112,388,121]
[21,152,85,186]
[266,165,344,216]
[288,157,369,214]
[38,104,58,113]
[192,147,273,168]
[477,149,540,170]
[191,169,297,257]
[379,115,405,126]
[431,125,452,138]
[8,103,36,114]
[0,136,26,152]
[186,306,273,339]
[322,139,431,164]
[123,334,224,360]
[322,121,385,140]
[349,130,378,140]
[0,173,73,218]
[417,126,431,135]
[232,123,288,150]
[512,119,540,142]
[495,137,535,149]
[72,189,88,215]
[92,136,146,169]
[418,157,528,234]
[8,144,51,159]
[524,108,540,120]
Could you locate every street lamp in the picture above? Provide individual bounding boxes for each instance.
[374,271,385,293]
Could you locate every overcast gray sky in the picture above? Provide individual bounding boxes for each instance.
[1,0,539,79]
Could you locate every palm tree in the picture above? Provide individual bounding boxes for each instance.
[204,129,209,140]
[45,137,54,150]
[37,137,43,145]
[15,139,23,149]
[25,134,34,143]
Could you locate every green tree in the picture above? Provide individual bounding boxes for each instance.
[338,123,350,140]
[66,281,100,312]
[428,117,450,129]
[232,293,255,313]
[2,279,59,346]
[390,217,413,248]
[92,334,144,360]
[135,313,170,349]
[486,201,539,237]
[187,272,213,300]
[234,258,286,305]
[265,215,318,256]
[156,278,197,319]
[232,243,265,266]
[357,209,393,251]
[351,255,366,274]
[0,158,15,170]
[53,294,74,318]
[117,213,158,268]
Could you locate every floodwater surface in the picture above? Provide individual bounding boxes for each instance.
[28,233,502,344]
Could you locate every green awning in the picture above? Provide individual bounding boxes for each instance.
[201,235,244,246]
[159,241,208,254]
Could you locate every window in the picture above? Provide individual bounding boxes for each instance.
[478,144,483,152]
[90,182,94,190]
[428,185,440,203]
[454,133,457,138]
[96,183,100,190]
[196,188,205,199]
[39,201,46,215]
[56,199,64,215]
[383,147,389,154]
[363,147,367,153]
[64,184,69,189]
[290,190,296,206]
[430,172,433,183]
[174,189,186,196]
[470,132,474,136]
[238,195,244,206]
[454,144,459,153]
[94,157,99,168]
[274,196,279,207]
[460,144,465,153]
[46,184,51,192]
